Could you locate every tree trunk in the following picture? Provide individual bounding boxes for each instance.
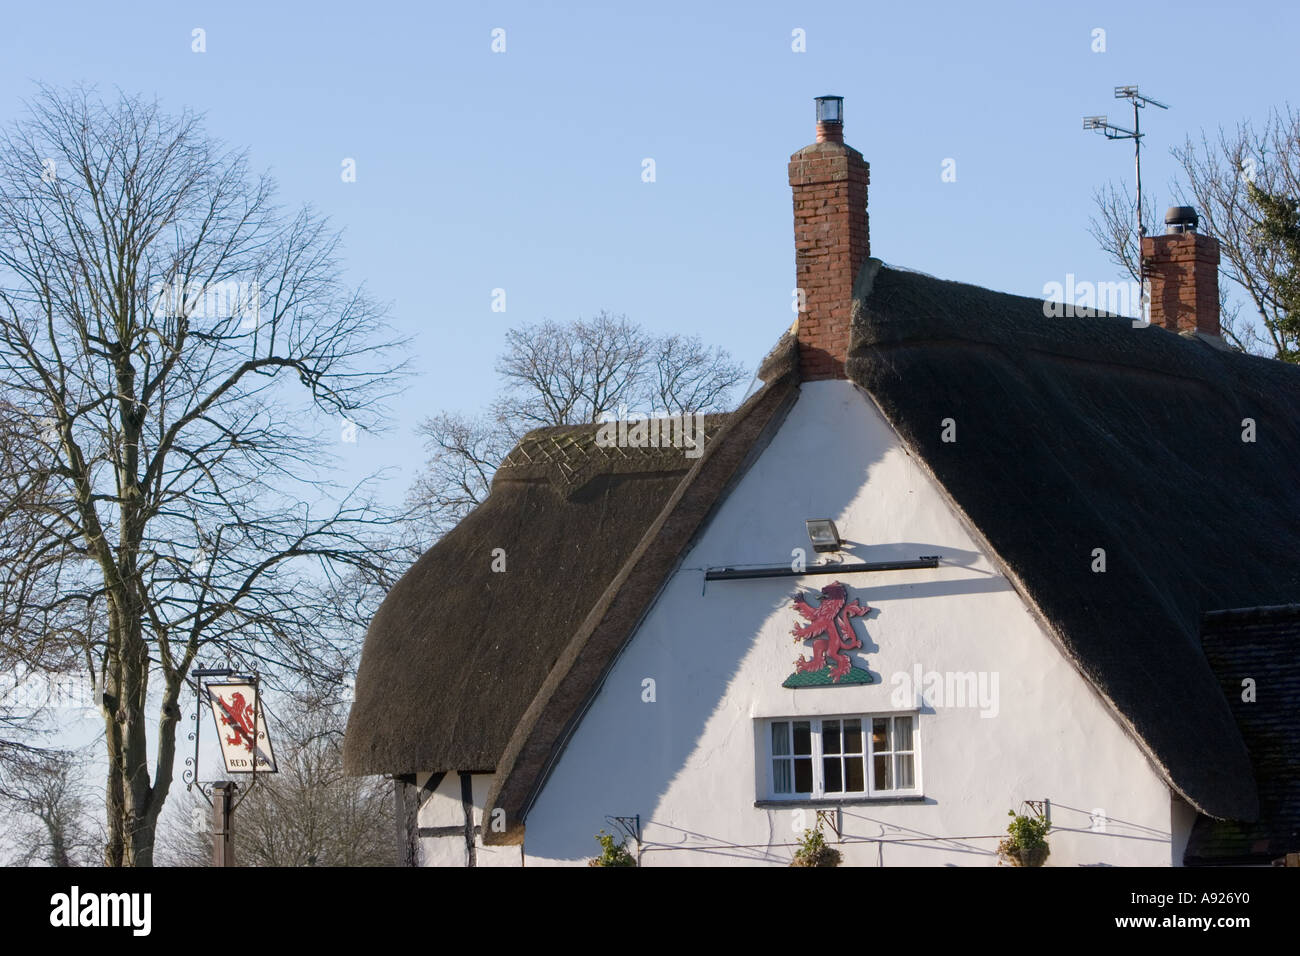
[122,632,156,867]
[48,823,71,867]
[103,705,125,867]
[103,603,171,866]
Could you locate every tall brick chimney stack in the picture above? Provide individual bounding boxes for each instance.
[1142,206,1221,336]
[789,96,870,380]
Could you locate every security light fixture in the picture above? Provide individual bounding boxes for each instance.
[815,96,844,125]
[805,519,842,553]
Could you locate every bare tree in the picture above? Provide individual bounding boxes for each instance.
[0,400,86,787]
[492,312,650,429]
[159,692,392,867]
[404,412,514,546]
[1088,181,1159,286]
[648,333,746,415]
[410,312,746,539]
[1089,106,1300,359]
[0,748,98,866]
[0,85,407,865]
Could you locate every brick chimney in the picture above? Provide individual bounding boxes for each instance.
[789,96,870,380]
[1142,206,1220,336]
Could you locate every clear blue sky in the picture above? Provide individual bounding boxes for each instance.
[2,0,1294,502]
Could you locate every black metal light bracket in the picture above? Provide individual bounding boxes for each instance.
[705,556,941,582]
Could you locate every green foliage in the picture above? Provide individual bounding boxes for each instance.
[790,821,842,867]
[1002,809,1051,849]
[1248,181,1300,361]
[997,809,1051,865]
[588,829,637,867]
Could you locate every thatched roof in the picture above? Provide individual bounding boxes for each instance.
[845,261,1300,822]
[347,259,1300,835]
[1185,605,1300,865]
[343,338,798,778]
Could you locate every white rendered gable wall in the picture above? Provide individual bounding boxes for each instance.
[518,380,1186,866]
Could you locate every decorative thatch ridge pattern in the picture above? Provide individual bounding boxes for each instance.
[496,418,727,490]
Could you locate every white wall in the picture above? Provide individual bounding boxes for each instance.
[416,771,468,867]
[415,771,521,866]
[520,381,1179,866]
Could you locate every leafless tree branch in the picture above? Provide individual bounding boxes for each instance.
[0,84,408,865]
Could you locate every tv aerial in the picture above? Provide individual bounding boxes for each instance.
[1083,85,1170,241]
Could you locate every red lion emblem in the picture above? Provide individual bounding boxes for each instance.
[218,691,256,753]
[791,581,870,682]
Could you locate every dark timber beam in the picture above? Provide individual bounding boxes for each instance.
[418,825,483,839]
[393,774,419,868]
[420,771,446,806]
[459,771,477,867]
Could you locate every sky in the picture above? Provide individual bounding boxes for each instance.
[1,0,1296,858]
[2,0,1295,503]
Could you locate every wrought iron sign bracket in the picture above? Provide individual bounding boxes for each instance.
[816,808,843,840]
[184,666,270,809]
[607,814,642,850]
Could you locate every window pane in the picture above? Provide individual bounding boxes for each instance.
[768,715,915,797]
[773,759,792,794]
[845,754,865,792]
[896,753,915,790]
[793,721,812,756]
[794,757,813,793]
[824,757,842,793]
[843,719,862,754]
[872,718,889,753]
[874,753,892,791]
[823,720,841,755]
[771,721,790,757]
[894,716,914,752]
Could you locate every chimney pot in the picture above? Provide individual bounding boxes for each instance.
[1164,205,1199,234]
[815,95,845,143]
[815,95,844,125]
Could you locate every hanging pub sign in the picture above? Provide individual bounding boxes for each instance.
[784,581,875,687]
[205,682,277,773]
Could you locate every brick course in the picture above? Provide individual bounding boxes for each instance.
[789,137,870,381]
[1142,232,1221,336]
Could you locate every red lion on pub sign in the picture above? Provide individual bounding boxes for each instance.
[789,581,872,685]
[218,691,257,753]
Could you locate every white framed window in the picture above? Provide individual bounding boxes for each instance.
[764,714,919,800]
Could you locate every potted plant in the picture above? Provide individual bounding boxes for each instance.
[997,809,1050,866]
[588,829,637,867]
[790,820,843,867]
